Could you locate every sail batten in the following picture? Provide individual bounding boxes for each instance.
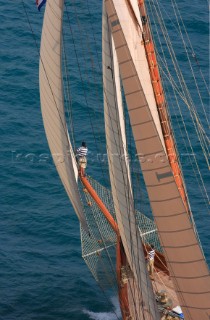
[105,0,210,319]
[39,0,88,230]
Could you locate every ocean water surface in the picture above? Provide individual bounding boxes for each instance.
[0,1,209,319]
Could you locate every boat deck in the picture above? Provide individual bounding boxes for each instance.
[152,269,180,308]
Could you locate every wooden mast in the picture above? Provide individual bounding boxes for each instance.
[138,0,191,215]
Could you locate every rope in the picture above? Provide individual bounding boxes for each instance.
[146,0,209,206]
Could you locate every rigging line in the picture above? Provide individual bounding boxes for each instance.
[22,0,87,219]
[21,0,88,220]
[96,281,121,320]
[153,0,210,96]
[161,68,210,212]
[147,0,209,226]
[157,58,210,170]
[85,0,102,70]
[171,0,210,127]
[146,1,208,317]
[147,0,201,127]
[171,0,210,97]
[77,0,119,202]
[143,243,178,303]
[105,21,153,318]
[156,56,210,148]
[80,223,121,320]
[148,0,210,167]
[102,19,145,319]
[22,0,72,147]
[82,179,139,318]
[84,184,120,289]
[103,65,140,320]
[108,6,172,316]
[148,6,208,316]
[70,0,118,198]
[81,179,120,291]
[172,93,210,212]
[167,72,210,211]
[68,0,104,138]
[85,13,174,304]
[104,13,157,319]
[62,31,76,152]
[64,0,109,187]
[153,2,210,158]
[84,0,131,196]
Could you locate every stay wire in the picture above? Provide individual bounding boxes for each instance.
[103,11,158,320]
[22,2,126,318]
[62,31,76,151]
[146,0,209,206]
[64,0,109,187]
[63,1,128,308]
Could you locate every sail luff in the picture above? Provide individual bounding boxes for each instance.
[103,4,159,319]
[105,0,210,319]
[39,0,88,230]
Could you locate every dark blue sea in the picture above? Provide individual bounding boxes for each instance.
[0,1,209,319]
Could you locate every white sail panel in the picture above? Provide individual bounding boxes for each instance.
[102,5,159,319]
[39,0,88,229]
[112,0,166,152]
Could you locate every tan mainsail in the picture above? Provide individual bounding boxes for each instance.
[112,0,166,153]
[104,0,210,319]
[39,0,88,230]
[102,4,159,319]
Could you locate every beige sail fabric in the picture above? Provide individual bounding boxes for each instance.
[112,0,166,153]
[103,4,159,319]
[104,1,210,319]
[39,0,88,230]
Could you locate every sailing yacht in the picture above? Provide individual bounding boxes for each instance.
[38,0,210,319]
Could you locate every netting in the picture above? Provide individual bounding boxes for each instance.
[80,176,162,289]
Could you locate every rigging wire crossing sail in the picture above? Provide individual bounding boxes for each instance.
[37,0,210,319]
[104,0,210,319]
[39,0,88,230]
[103,2,159,318]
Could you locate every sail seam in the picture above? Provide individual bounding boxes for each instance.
[122,74,137,81]
[154,211,186,218]
[169,258,204,263]
[170,274,209,279]
[163,242,198,248]
[160,227,192,233]
[142,164,169,172]
[115,44,127,50]
[151,195,180,202]
[135,134,157,141]
[147,180,176,187]
[125,89,143,96]
[175,291,210,295]
[107,12,116,19]
[112,29,121,35]
[119,58,132,65]
[132,119,153,127]
[129,104,148,111]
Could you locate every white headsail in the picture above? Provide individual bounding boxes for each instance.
[103,3,159,319]
[39,0,88,230]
